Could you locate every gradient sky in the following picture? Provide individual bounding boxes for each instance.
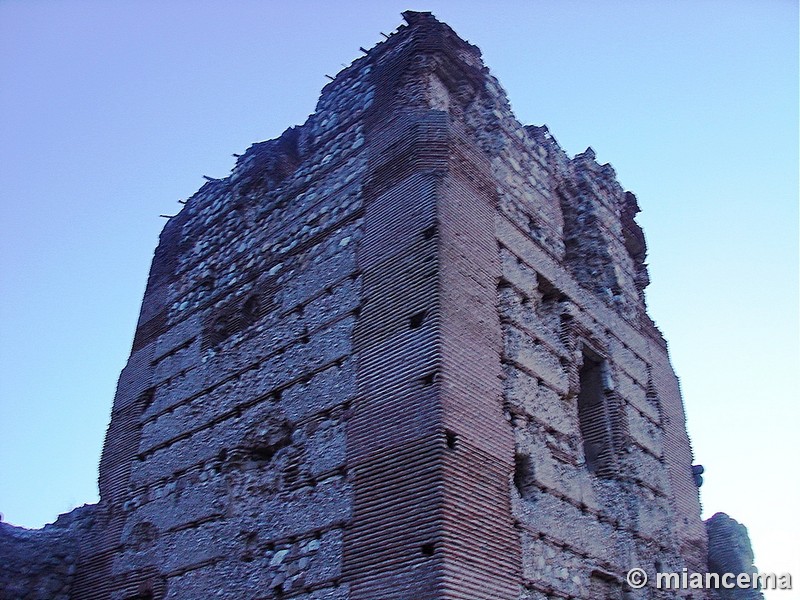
[1,0,797,594]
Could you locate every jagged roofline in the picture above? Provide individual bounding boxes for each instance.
[181,11,630,220]
[184,11,653,328]
[151,10,654,376]
[166,9,652,346]
[185,12,475,203]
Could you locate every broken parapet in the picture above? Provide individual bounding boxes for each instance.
[0,505,97,600]
[706,513,764,600]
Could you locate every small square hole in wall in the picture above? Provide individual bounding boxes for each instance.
[421,371,438,386]
[445,430,457,450]
[138,387,155,412]
[242,295,260,324]
[513,452,536,500]
[209,315,229,347]
[421,542,435,556]
[527,216,541,238]
[409,310,427,329]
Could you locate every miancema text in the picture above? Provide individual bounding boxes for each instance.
[657,570,792,591]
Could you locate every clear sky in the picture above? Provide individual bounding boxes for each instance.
[1,0,797,594]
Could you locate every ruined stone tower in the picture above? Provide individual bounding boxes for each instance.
[1,12,712,600]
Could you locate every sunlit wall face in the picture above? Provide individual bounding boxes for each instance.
[1,1,797,595]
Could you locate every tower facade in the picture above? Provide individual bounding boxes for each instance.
[1,12,709,600]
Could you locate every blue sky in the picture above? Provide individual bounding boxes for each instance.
[1,0,797,592]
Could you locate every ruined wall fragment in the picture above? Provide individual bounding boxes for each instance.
[706,513,764,600]
[0,506,96,600]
